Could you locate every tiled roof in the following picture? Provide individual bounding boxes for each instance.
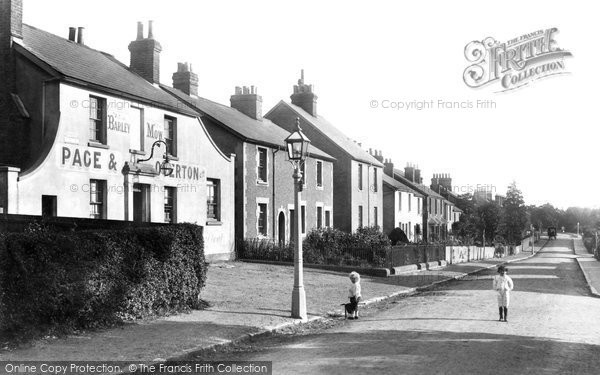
[160,86,334,161]
[16,24,196,116]
[392,168,445,199]
[383,174,423,197]
[269,102,383,166]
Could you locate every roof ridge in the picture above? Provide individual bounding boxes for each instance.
[22,23,117,57]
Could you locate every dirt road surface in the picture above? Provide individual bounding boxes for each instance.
[196,235,600,374]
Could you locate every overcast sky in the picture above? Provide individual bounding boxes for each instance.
[22,0,599,209]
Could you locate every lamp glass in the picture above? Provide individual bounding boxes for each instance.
[161,161,174,176]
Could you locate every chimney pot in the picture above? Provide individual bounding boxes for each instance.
[68,27,76,42]
[77,27,85,45]
[148,20,155,39]
[136,22,144,40]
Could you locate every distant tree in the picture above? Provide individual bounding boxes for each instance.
[478,201,501,245]
[500,182,528,244]
[529,203,561,230]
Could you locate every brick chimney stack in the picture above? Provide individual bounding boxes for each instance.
[373,150,384,163]
[405,163,416,183]
[414,166,422,184]
[172,62,199,96]
[291,69,317,117]
[230,86,263,120]
[383,158,394,177]
[128,21,162,84]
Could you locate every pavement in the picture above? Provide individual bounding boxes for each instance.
[572,234,600,297]
[3,237,585,365]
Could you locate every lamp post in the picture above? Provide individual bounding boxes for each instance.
[284,117,311,320]
[137,140,174,176]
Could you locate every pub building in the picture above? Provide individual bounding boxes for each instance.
[0,0,235,260]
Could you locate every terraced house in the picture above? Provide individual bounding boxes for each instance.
[161,66,335,246]
[0,0,235,260]
[266,72,383,233]
[382,158,455,243]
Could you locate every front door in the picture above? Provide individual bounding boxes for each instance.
[278,212,286,247]
[133,183,151,222]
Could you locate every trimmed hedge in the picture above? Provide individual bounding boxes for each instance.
[237,227,390,268]
[0,223,206,339]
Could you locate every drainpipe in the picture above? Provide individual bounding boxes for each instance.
[272,148,279,239]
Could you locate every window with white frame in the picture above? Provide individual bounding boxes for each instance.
[89,179,106,219]
[164,116,177,157]
[258,203,268,236]
[164,186,176,223]
[89,96,106,144]
[207,179,220,222]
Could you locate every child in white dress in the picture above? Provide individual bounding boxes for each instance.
[493,265,514,322]
[346,271,362,319]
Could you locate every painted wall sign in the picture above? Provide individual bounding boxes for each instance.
[59,145,119,172]
[107,113,131,133]
[146,122,164,140]
[155,161,205,181]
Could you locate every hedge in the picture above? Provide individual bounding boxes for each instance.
[0,223,206,340]
[239,226,391,268]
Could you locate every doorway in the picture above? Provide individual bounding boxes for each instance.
[41,195,57,217]
[133,183,151,222]
[278,212,286,247]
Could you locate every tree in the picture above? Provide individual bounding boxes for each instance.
[478,201,501,245]
[500,182,528,244]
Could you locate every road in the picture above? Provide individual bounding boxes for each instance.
[207,234,600,374]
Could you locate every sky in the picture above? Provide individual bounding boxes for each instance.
[21,0,599,209]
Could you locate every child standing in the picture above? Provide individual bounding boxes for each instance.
[346,271,362,320]
[492,265,514,322]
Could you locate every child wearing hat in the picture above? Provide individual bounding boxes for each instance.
[493,265,514,322]
[346,271,362,320]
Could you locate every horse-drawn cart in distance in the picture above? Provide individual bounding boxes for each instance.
[547,227,557,240]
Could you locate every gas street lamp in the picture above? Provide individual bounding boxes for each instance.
[284,117,311,320]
